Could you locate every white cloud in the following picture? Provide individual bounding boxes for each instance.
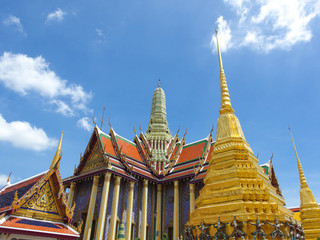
[224,0,249,13]
[0,114,57,151]
[94,28,107,45]
[0,174,8,187]
[0,52,92,116]
[51,100,75,116]
[96,29,103,37]
[46,9,66,23]
[3,15,25,35]
[211,16,233,53]
[77,117,92,132]
[215,0,320,52]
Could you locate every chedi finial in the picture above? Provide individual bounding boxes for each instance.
[288,128,308,189]
[215,29,234,114]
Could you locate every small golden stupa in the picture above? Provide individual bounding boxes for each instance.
[289,130,320,239]
[188,31,294,237]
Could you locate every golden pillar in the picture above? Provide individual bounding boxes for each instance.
[141,179,148,240]
[173,180,179,240]
[96,172,112,240]
[156,184,162,240]
[125,181,135,240]
[189,183,195,213]
[109,176,121,240]
[83,175,99,240]
[67,181,76,209]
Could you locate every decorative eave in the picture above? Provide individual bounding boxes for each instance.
[163,129,187,176]
[139,131,152,157]
[134,134,149,162]
[166,127,180,158]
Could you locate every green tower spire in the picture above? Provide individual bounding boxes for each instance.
[145,79,172,171]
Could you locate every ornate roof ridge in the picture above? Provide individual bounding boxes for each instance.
[0,171,48,194]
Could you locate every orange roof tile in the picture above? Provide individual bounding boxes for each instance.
[0,216,79,238]
[177,141,206,164]
[169,145,179,160]
[116,137,143,162]
[100,134,117,157]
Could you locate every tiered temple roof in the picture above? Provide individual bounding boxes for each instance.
[64,121,274,186]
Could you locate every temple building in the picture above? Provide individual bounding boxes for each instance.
[62,36,290,240]
[0,133,80,240]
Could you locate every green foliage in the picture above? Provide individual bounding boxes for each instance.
[161,233,168,240]
[135,238,141,240]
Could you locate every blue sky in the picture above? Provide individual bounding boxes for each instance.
[0,0,320,207]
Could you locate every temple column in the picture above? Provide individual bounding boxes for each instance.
[96,172,112,240]
[83,175,99,239]
[141,179,149,240]
[173,180,179,240]
[189,183,195,213]
[67,181,76,209]
[156,184,162,240]
[109,176,121,240]
[126,181,135,240]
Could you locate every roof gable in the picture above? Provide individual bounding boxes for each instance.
[20,179,60,216]
[11,168,74,223]
[0,172,46,213]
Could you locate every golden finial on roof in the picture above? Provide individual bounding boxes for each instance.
[139,123,142,134]
[92,114,96,126]
[133,125,137,136]
[210,123,214,135]
[176,124,181,135]
[7,172,12,184]
[215,29,234,114]
[158,78,161,88]
[101,106,106,130]
[183,128,188,138]
[108,117,112,130]
[50,131,64,170]
[288,127,308,189]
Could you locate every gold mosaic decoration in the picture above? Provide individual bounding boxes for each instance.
[21,180,59,214]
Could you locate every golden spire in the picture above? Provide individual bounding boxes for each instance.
[158,78,161,88]
[215,29,234,114]
[289,128,320,238]
[215,30,244,141]
[50,131,63,170]
[289,128,309,189]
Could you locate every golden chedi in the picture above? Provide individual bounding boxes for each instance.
[188,31,294,238]
[289,130,320,240]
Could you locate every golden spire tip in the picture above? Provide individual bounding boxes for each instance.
[158,78,161,87]
[289,128,308,188]
[50,131,64,170]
